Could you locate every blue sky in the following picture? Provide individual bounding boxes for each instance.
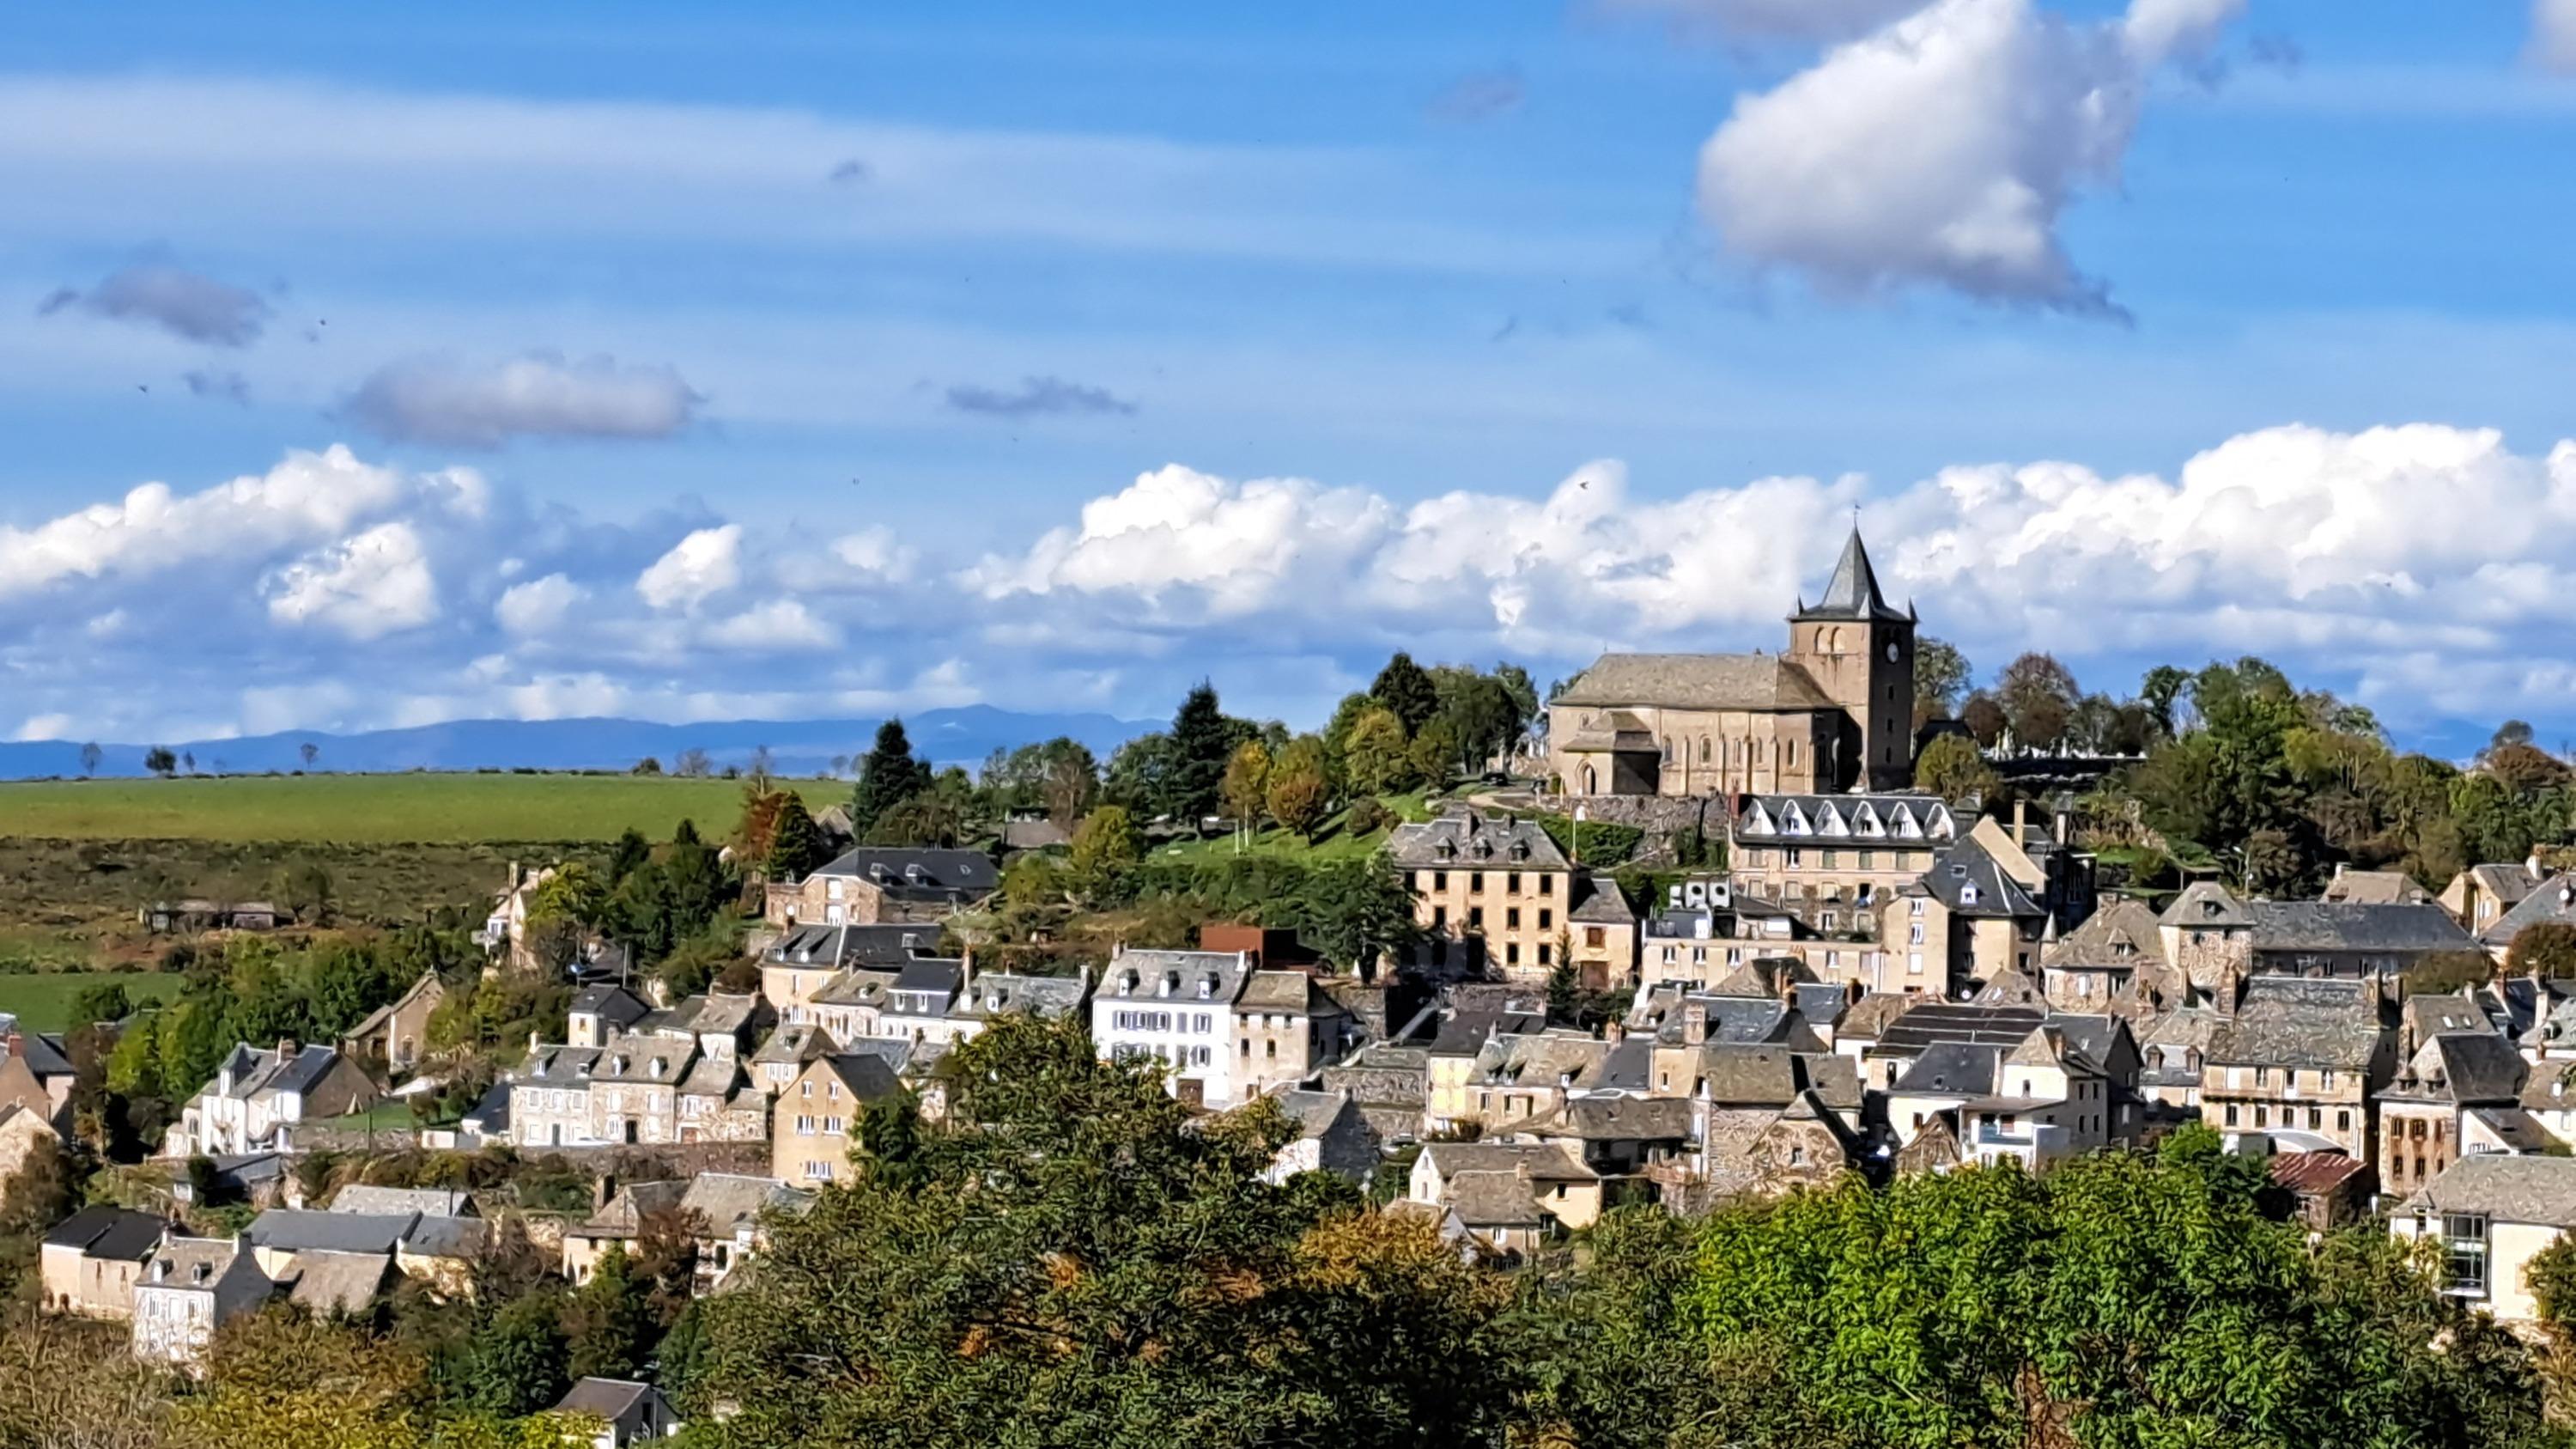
[5,0,2576,755]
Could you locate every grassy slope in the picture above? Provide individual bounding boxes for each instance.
[1151,792,1437,866]
[0,773,778,843]
[0,969,181,1031]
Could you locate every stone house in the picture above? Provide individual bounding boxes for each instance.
[0,1030,76,1129]
[760,922,941,1022]
[2201,976,2392,1159]
[131,1237,273,1369]
[1230,970,1355,1101]
[1728,793,1959,937]
[2321,865,2433,905]
[0,1103,58,1185]
[2270,1150,2376,1235]
[165,1040,378,1158]
[39,1205,167,1318]
[567,985,651,1048]
[2379,1029,2532,1199]
[2159,882,2481,1000]
[2393,1154,2576,1328]
[2443,862,2549,938]
[340,972,447,1078]
[1564,886,1641,992]
[1261,1088,1381,1186]
[2483,875,2576,964]
[1410,1141,1603,1245]
[1958,1020,2132,1171]
[1547,529,1917,796]
[1386,809,1576,981]
[678,1174,813,1294]
[761,847,999,928]
[2040,898,2184,1015]
[556,1378,683,1449]
[771,1052,903,1185]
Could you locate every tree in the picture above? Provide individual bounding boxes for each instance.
[144,746,176,778]
[767,794,828,880]
[2409,951,2496,995]
[1959,695,2006,748]
[1041,739,1102,826]
[850,719,933,837]
[456,1290,571,1418]
[561,1244,653,1382]
[1221,740,1271,835]
[685,1014,1512,1448]
[2488,740,2572,794]
[1345,706,1413,798]
[674,747,713,779]
[1995,651,2080,748]
[633,757,663,776]
[606,828,652,885]
[1408,716,1461,788]
[1166,682,1251,831]
[67,979,132,1028]
[180,751,196,775]
[273,860,335,926]
[2511,922,2576,981]
[1370,652,1440,734]
[1911,636,1971,728]
[1266,738,1332,841]
[1068,806,1145,900]
[299,740,319,769]
[2140,664,2191,740]
[1293,858,1419,977]
[78,741,102,776]
[1913,734,1996,807]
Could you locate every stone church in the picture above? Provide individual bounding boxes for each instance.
[1547,529,1917,797]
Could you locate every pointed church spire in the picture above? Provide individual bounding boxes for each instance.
[1793,527,1909,623]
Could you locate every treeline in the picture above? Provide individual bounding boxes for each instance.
[1915,643,2574,896]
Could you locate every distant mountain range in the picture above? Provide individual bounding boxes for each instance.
[0,706,1162,781]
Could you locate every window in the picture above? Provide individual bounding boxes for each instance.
[1471,874,1486,893]
[2337,1110,2352,1132]
[1784,847,1803,868]
[1538,944,1552,965]
[2223,1105,2239,1126]
[1508,872,1522,894]
[1858,850,1874,870]
[1507,909,1522,930]
[1540,876,1555,897]
[823,1116,843,1135]
[1433,871,1449,891]
[1505,943,1521,966]
[1586,927,1606,949]
[2439,1214,2491,1296]
[1539,910,1552,930]
[795,1114,815,1135]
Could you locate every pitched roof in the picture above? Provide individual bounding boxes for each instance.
[2205,979,2387,1072]
[7,1031,75,1077]
[948,969,1091,1022]
[1421,1140,1597,1183]
[2042,898,2172,972]
[1570,878,1637,925]
[1508,1094,1697,1142]
[2485,874,2576,950]
[1443,1168,1546,1229]
[1891,1041,2003,1098]
[285,1249,393,1315]
[678,1174,813,1234]
[2242,901,2477,956]
[1236,970,1323,1014]
[1383,809,1569,870]
[556,1378,663,1422]
[1100,948,1255,1008]
[1558,653,1844,715]
[762,922,940,969]
[2269,1150,2370,1197]
[2470,1106,2559,1154]
[2321,868,2433,906]
[1911,837,2044,920]
[328,1185,474,1217]
[216,1042,345,1100]
[2385,1031,2527,1105]
[245,1209,416,1256]
[42,1204,165,1258]
[1270,1089,1358,1140]
[568,983,651,1023]
[2406,1154,2576,1227]
[1792,527,1911,623]
[805,847,999,898]
[806,1052,903,1104]
[1872,1003,2047,1056]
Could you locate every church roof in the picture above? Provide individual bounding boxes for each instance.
[1552,654,1838,713]
[1792,528,1911,624]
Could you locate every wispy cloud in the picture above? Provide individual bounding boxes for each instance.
[36,262,270,346]
[1427,66,1528,124]
[944,374,1139,419]
[347,351,702,447]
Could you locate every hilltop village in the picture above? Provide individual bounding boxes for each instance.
[7,532,2576,1445]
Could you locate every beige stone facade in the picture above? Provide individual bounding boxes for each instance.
[1547,530,1917,798]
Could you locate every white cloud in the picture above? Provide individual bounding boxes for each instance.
[1695,0,2245,313]
[636,525,742,611]
[13,714,72,743]
[2537,0,2576,72]
[495,573,585,635]
[1595,0,1929,42]
[348,351,702,448]
[264,521,440,639]
[705,599,838,650]
[831,527,917,582]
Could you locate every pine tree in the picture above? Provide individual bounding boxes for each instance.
[850,719,932,836]
[1165,683,1247,831]
[563,1242,653,1382]
[769,794,828,880]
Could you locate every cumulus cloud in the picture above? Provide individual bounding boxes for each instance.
[9,426,2576,746]
[1695,0,2245,314]
[1427,66,1528,123]
[636,525,742,611]
[2536,0,2576,71]
[944,374,1138,419]
[1594,0,1929,42]
[264,521,440,639]
[495,573,585,635]
[35,262,270,346]
[347,351,702,447]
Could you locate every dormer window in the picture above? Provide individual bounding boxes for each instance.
[1960,885,1980,906]
[1160,972,1177,998]
[1197,975,1215,999]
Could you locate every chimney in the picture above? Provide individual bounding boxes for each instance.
[507,860,522,892]
[2012,797,2027,841]
[593,1173,617,1213]
[1682,1002,1708,1046]
[2054,805,2070,846]
[276,1038,299,1062]
[1604,1017,1625,1044]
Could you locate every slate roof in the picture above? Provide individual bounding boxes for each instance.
[950,969,1091,1022]
[1509,1094,1697,1142]
[806,847,999,898]
[1472,1032,1610,1087]
[216,1043,343,1100]
[1793,527,1912,623]
[246,1209,416,1256]
[687,992,766,1037]
[1792,982,1855,1031]
[1683,1044,1811,1106]
[402,1215,489,1259]
[1271,1089,1358,1140]
[2403,992,2495,1044]
[1236,970,1324,1015]
[1570,880,1637,925]
[1552,654,1838,713]
[568,984,651,1026]
[329,1186,474,1217]
[1423,1140,1596,1183]
[2485,875,2576,951]
[142,1237,252,1292]
[1835,992,1921,1044]
[2406,1154,2576,1227]
[1384,809,1569,870]
[1891,1041,2003,1098]
[677,1054,745,1099]
[2385,1032,2527,1105]
[1872,1003,2048,1056]
[2205,978,2387,1072]
[556,1378,663,1422]
[762,922,939,968]
[1101,948,1255,1008]
[1444,1168,1546,1229]
[751,1023,837,1068]
[807,1053,903,1105]
[462,1079,513,1135]
[1733,792,1958,846]
[2464,863,2547,916]
[2322,868,2432,905]
[1910,837,2044,920]
[2243,902,2477,956]
[569,1181,687,1239]
[519,1044,603,1083]
[678,1174,813,1236]
[813,968,900,1009]
[2470,1106,2558,1154]
[2038,1013,2131,1075]
[8,1032,74,1077]
[42,1204,165,1258]
[1589,1038,1654,1093]
[2042,898,2172,972]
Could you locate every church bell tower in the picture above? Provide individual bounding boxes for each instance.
[1785,527,1917,791]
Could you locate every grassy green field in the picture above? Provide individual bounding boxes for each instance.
[0,772,777,843]
[0,969,180,1031]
